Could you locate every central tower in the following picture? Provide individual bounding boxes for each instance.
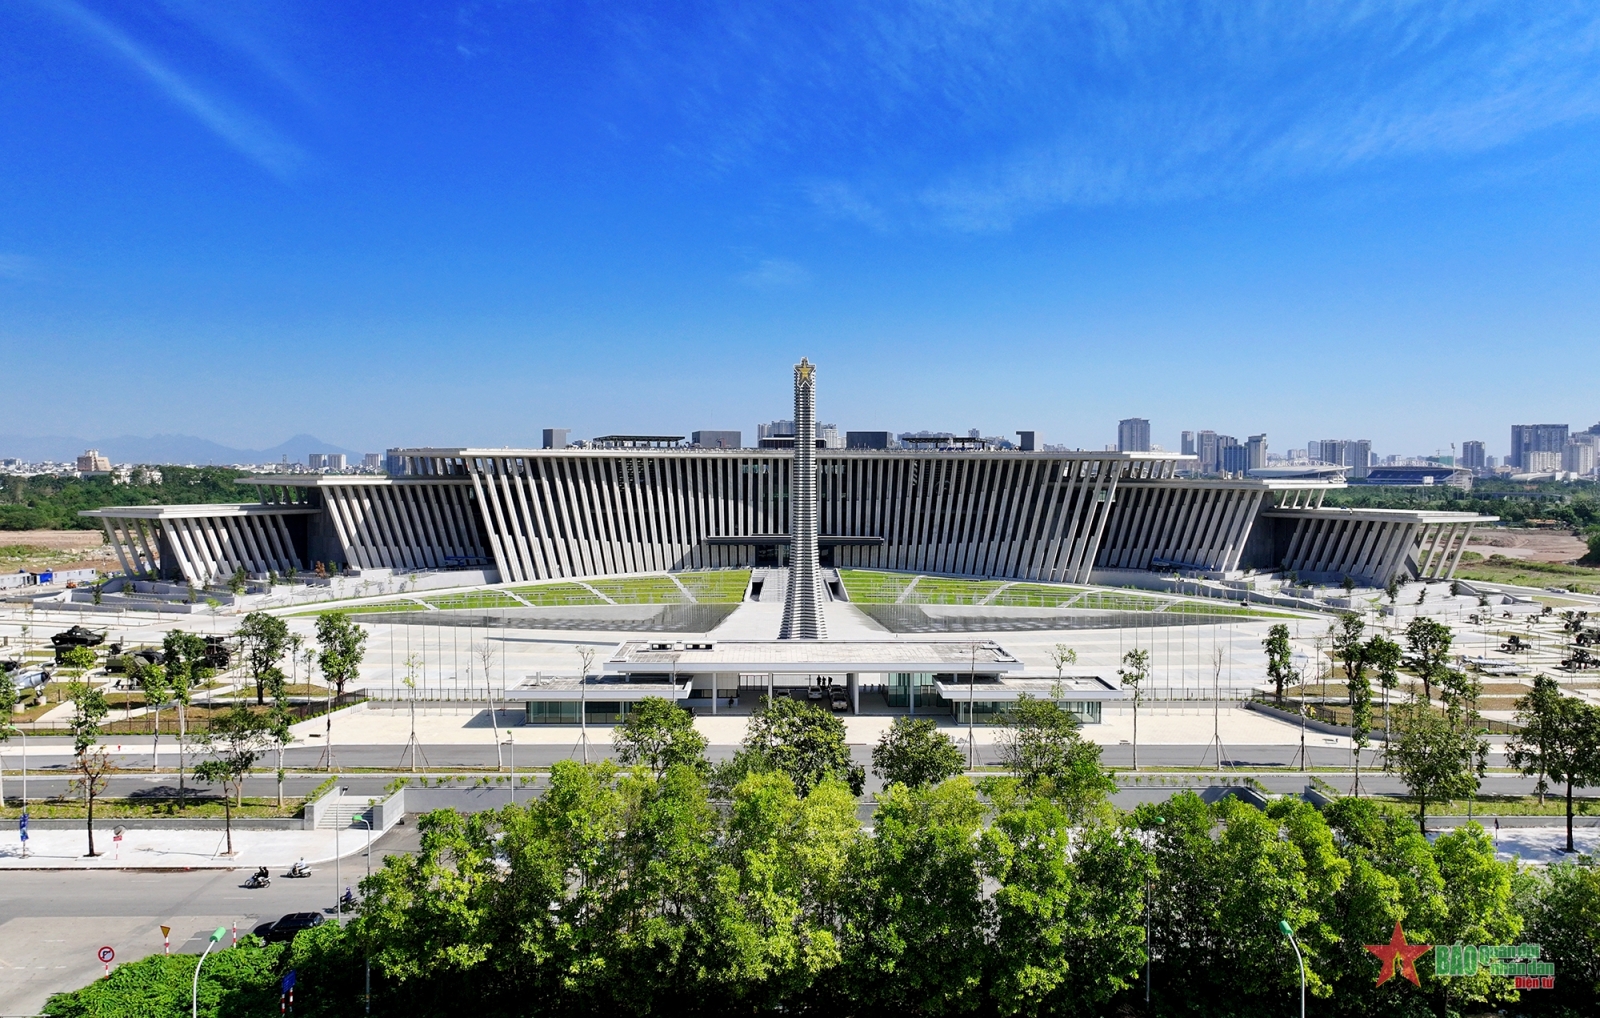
[779,357,827,640]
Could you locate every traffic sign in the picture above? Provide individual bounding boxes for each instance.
[98,946,115,963]
[160,925,170,938]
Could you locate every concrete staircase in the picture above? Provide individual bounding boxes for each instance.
[315,794,375,829]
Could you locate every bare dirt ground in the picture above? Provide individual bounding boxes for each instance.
[0,529,108,551]
[0,529,115,572]
[1468,529,1589,563]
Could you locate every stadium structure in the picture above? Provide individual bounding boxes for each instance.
[82,369,1493,594]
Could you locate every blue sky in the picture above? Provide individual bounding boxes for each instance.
[3,1,1599,458]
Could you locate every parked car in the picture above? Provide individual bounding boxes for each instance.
[254,912,326,943]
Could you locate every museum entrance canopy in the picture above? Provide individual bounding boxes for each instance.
[603,639,1022,677]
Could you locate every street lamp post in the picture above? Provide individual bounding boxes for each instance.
[334,794,342,924]
[192,926,227,1018]
[1278,920,1305,1018]
[358,815,372,1015]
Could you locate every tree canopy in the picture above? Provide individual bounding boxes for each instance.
[871,715,964,790]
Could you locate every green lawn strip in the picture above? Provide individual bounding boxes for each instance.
[674,569,750,602]
[585,576,692,603]
[1369,794,1600,817]
[2,797,305,820]
[504,582,607,606]
[837,569,918,603]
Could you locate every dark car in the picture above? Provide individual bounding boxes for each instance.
[255,912,326,943]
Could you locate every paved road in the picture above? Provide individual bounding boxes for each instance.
[6,739,1540,802]
[0,823,420,1016]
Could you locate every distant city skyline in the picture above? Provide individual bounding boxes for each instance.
[3,5,1600,455]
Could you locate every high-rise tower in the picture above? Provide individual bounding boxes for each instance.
[779,357,827,640]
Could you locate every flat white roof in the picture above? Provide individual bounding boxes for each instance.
[503,674,692,702]
[605,638,1022,674]
[933,674,1127,701]
[79,503,320,519]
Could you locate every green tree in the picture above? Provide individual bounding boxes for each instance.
[994,695,1114,822]
[65,680,111,857]
[1508,685,1600,853]
[1438,667,1489,808]
[1520,856,1600,1009]
[1430,823,1523,1010]
[0,671,16,807]
[1320,797,1445,1003]
[1348,662,1373,797]
[265,700,294,808]
[236,611,290,705]
[1262,624,1295,706]
[1391,694,1477,834]
[1508,674,1565,803]
[872,716,964,790]
[162,630,212,803]
[59,643,97,678]
[1134,793,1343,1010]
[1048,643,1077,679]
[612,696,708,777]
[1118,648,1149,770]
[844,778,986,1014]
[722,696,864,795]
[1332,613,1365,686]
[722,770,859,1008]
[133,661,170,773]
[981,794,1147,1016]
[1404,616,1452,701]
[1363,633,1403,762]
[315,611,368,697]
[194,702,275,856]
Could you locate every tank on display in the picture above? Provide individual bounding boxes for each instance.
[50,625,106,663]
[202,635,232,670]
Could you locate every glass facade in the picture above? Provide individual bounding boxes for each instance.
[524,701,580,725]
[950,700,1103,725]
[886,672,940,708]
[523,701,637,724]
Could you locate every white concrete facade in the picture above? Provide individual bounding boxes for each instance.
[83,452,1494,589]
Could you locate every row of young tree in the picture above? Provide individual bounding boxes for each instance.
[60,694,1597,1018]
[0,610,368,857]
[1260,614,1600,851]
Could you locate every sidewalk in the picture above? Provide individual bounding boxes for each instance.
[0,825,374,870]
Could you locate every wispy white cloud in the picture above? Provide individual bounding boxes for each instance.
[607,1,1600,231]
[153,0,321,107]
[739,258,812,290]
[38,0,306,178]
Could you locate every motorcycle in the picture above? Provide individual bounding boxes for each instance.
[245,866,272,889]
[338,887,356,913]
[286,861,313,878]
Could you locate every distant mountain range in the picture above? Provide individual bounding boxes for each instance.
[0,432,367,466]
